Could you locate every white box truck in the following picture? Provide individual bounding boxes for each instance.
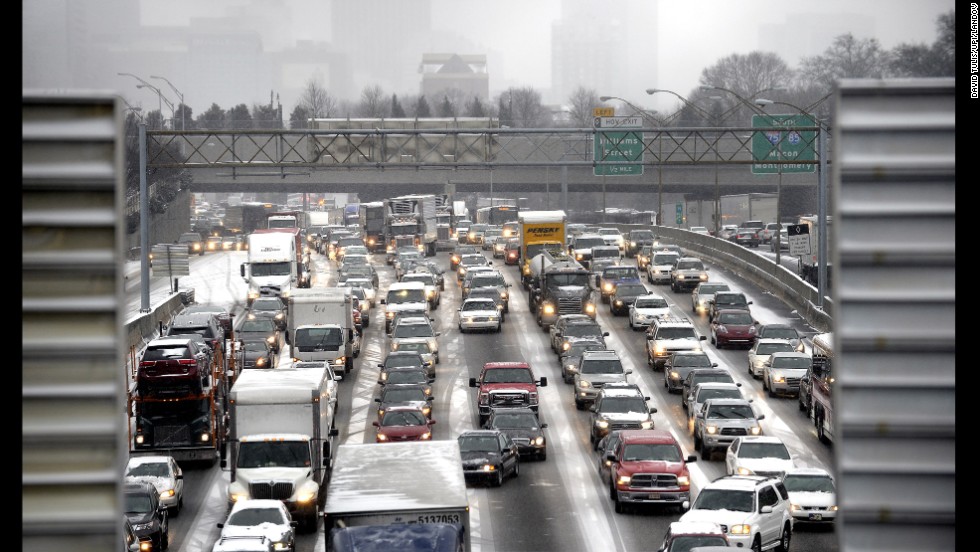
[324,441,471,551]
[286,287,357,373]
[223,366,340,533]
[241,231,299,306]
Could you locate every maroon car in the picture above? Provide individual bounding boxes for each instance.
[372,405,436,443]
[710,309,759,349]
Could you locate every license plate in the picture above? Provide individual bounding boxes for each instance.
[809,513,822,521]
[644,493,660,500]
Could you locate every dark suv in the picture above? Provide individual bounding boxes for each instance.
[708,291,753,320]
[166,311,225,352]
[124,480,170,551]
[138,336,212,396]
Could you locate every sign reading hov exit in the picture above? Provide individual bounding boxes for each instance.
[593,116,644,176]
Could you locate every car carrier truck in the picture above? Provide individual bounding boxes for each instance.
[324,441,471,551]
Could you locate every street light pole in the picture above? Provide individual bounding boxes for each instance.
[755,97,830,311]
[150,75,185,131]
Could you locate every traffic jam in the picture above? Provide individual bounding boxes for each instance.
[126,200,837,552]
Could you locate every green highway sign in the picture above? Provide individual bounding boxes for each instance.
[676,203,683,225]
[751,114,816,174]
[594,116,644,176]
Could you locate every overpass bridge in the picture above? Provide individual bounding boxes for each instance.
[143,126,826,202]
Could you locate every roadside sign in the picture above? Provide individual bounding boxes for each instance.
[593,116,643,176]
[751,114,816,174]
[593,107,615,117]
[676,203,684,225]
[786,224,811,256]
[151,244,190,277]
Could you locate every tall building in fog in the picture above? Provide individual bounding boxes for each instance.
[331,0,434,96]
[550,0,658,105]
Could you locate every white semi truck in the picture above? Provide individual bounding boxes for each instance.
[324,441,471,551]
[223,366,341,533]
[286,287,357,374]
[241,231,300,306]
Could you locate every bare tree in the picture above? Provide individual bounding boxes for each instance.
[503,87,547,128]
[299,75,336,126]
[567,86,598,128]
[798,33,890,92]
[889,10,953,77]
[698,52,794,123]
[358,85,388,117]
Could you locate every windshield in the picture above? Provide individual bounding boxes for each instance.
[592,248,620,258]
[653,254,679,265]
[394,341,431,354]
[574,237,605,249]
[581,359,624,374]
[295,327,341,348]
[402,275,434,285]
[762,327,799,340]
[237,441,311,469]
[565,325,602,338]
[381,410,427,426]
[707,404,755,419]
[483,368,533,383]
[392,223,421,234]
[250,262,291,277]
[600,397,647,414]
[631,231,654,241]
[675,260,704,270]
[657,328,697,340]
[139,398,208,419]
[239,319,275,332]
[458,435,499,453]
[227,507,285,527]
[621,443,682,462]
[603,267,638,280]
[757,342,795,355]
[490,412,539,429]
[462,300,497,312]
[699,284,730,295]
[716,294,748,306]
[693,489,754,512]
[471,275,506,287]
[740,442,792,460]
[384,355,422,368]
[616,284,647,296]
[393,324,433,338]
[386,371,426,385]
[670,536,729,551]
[692,374,735,387]
[124,493,154,514]
[387,289,426,304]
[548,273,591,287]
[126,461,169,478]
[772,356,812,369]
[783,474,835,493]
[382,388,427,402]
[251,299,282,311]
[717,312,753,325]
[698,388,742,402]
[634,297,668,309]
[673,354,712,367]
[242,341,268,353]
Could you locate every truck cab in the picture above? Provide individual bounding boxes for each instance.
[469,362,547,426]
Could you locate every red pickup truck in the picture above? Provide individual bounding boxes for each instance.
[605,429,697,514]
[469,362,547,426]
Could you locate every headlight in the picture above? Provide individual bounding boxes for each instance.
[133,522,154,531]
[578,380,592,389]
[750,425,762,435]
[603,283,614,292]
[729,524,752,535]
[532,436,544,446]
[640,420,654,429]
[255,357,268,367]
[543,304,556,315]
[377,433,388,441]
[595,420,609,429]
[676,274,685,280]
[566,364,578,373]
[617,475,631,485]
[706,425,718,434]
[481,464,497,472]
[614,300,623,306]
[773,374,786,383]
[699,273,708,281]
[737,466,753,475]
[677,474,690,487]
[562,342,571,351]
[585,303,596,314]
[421,431,432,440]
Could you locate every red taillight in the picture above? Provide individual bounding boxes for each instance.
[177,359,197,366]
[139,361,154,367]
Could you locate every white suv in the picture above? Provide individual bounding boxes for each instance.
[645,316,707,370]
[680,474,794,551]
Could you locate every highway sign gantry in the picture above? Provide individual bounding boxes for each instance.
[751,114,817,175]
[593,116,643,176]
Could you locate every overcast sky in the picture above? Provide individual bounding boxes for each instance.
[25,0,954,114]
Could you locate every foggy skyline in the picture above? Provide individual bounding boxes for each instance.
[23,0,953,118]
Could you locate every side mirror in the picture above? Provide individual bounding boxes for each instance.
[588,405,596,412]
[711,363,718,367]
[469,377,478,388]
[374,398,381,403]
[428,419,437,425]
[540,423,549,429]
[372,421,380,427]
[650,407,658,413]
[538,376,548,387]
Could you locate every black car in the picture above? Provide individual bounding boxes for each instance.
[482,407,549,461]
[375,383,434,420]
[124,480,169,551]
[458,429,521,487]
[238,338,275,369]
[378,350,431,376]
[247,296,287,331]
[377,366,434,396]
[235,315,281,354]
[664,351,718,394]
[609,281,649,316]
[734,228,761,248]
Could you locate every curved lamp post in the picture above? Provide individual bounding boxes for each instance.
[151,75,185,131]
[755,96,830,311]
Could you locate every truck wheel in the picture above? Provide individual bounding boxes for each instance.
[345,357,353,373]
[817,414,829,444]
